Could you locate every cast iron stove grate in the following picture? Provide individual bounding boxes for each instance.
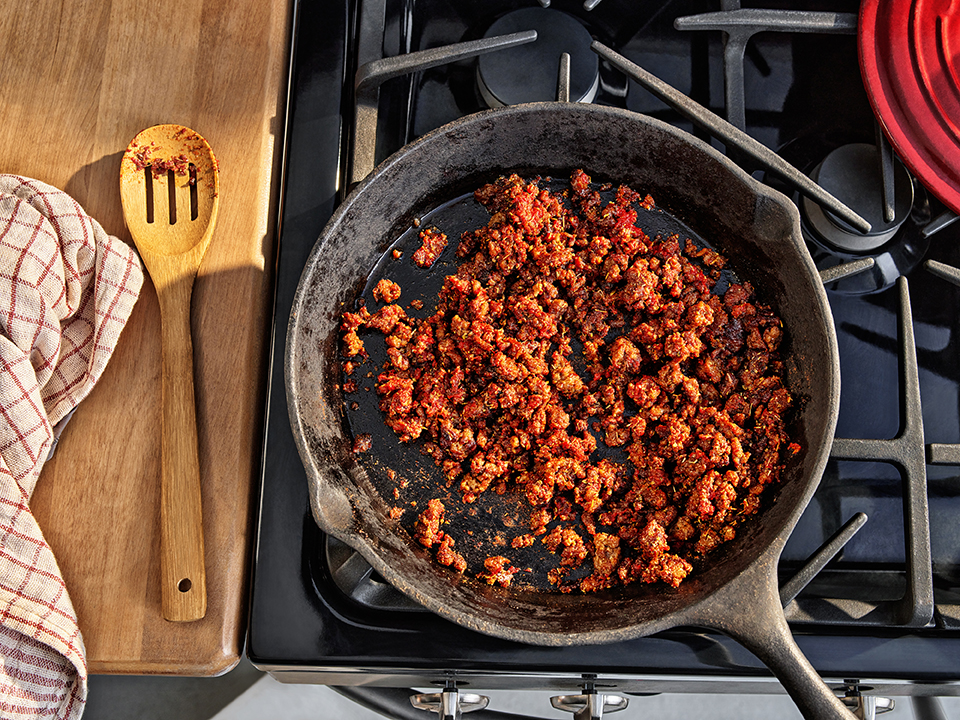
[248,0,960,713]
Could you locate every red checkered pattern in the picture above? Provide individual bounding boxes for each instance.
[0,175,143,719]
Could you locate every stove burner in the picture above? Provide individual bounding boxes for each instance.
[801,143,911,252]
[799,143,931,294]
[477,8,599,107]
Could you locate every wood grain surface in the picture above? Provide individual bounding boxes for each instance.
[0,0,292,674]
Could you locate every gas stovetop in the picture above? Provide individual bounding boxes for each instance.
[247,0,960,705]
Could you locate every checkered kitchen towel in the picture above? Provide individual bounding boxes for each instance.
[0,175,143,718]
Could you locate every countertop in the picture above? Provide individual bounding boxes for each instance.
[0,0,291,674]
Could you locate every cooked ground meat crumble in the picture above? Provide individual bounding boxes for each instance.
[341,170,796,592]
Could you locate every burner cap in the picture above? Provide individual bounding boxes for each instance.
[477,8,599,107]
[802,143,913,252]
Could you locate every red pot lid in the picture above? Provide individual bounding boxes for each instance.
[859,0,960,214]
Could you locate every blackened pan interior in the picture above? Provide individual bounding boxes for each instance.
[345,181,747,590]
[286,102,839,645]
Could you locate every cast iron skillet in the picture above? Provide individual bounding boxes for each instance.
[286,103,848,719]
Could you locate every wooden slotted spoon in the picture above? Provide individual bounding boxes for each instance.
[120,124,219,622]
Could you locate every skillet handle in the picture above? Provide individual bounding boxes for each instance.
[724,609,855,720]
[698,557,857,720]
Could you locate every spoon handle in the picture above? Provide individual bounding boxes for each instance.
[157,275,207,622]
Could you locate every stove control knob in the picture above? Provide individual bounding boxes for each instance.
[840,693,895,720]
[551,692,629,720]
[410,688,489,720]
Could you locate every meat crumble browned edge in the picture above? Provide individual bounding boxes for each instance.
[340,170,797,593]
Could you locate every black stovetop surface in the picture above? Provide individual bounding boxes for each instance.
[247,0,960,682]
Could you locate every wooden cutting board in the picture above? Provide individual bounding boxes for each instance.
[0,0,291,674]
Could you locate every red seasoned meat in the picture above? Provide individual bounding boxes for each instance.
[413,227,448,268]
[341,170,795,593]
